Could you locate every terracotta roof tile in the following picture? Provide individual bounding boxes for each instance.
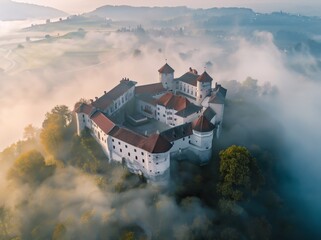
[141,134,172,153]
[75,103,95,115]
[109,126,147,147]
[109,127,172,153]
[197,71,213,83]
[192,115,215,132]
[158,92,190,111]
[158,63,174,74]
[91,112,115,134]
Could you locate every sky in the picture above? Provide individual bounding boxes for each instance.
[13,0,321,15]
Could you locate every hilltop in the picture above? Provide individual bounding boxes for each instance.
[0,0,67,21]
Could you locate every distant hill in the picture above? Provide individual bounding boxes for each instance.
[87,5,193,21]
[0,0,67,21]
[87,5,257,23]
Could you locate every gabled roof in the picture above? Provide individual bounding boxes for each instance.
[209,92,225,104]
[141,134,173,153]
[135,82,166,96]
[91,112,115,134]
[109,126,147,147]
[75,103,95,115]
[214,83,227,97]
[109,127,172,153]
[160,123,193,142]
[203,107,216,121]
[92,79,137,110]
[174,72,199,86]
[158,63,174,74]
[175,103,202,118]
[197,71,213,83]
[192,115,215,132]
[157,92,190,111]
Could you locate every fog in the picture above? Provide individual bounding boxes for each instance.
[0,15,321,238]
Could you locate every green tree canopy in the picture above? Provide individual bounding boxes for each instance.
[218,145,264,201]
[40,105,72,159]
[8,149,55,184]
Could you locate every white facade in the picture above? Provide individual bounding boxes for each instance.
[160,72,174,89]
[75,64,226,182]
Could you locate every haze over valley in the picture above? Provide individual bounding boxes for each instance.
[0,2,321,239]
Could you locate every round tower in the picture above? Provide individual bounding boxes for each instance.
[191,115,215,164]
[196,71,213,104]
[158,63,174,90]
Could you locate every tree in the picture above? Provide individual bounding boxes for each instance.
[218,145,264,201]
[23,124,39,140]
[40,105,72,158]
[8,150,55,184]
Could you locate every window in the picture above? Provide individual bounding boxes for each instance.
[135,156,138,160]
[113,146,115,149]
[125,145,128,148]
[183,137,185,141]
[120,149,122,152]
[141,152,144,156]
[158,112,160,115]
[150,170,152,172]
[118,142,120,145]
[112,139,114,142]
[128,153,130,156]
[163,114,166,117]
[134,149,137,152]
[156,163,159,165]
[142,159,145,163]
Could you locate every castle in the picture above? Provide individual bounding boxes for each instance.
[75,63,226,182]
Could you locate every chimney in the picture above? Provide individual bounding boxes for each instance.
[90,99,93,103]
[104,91,107,94]
[189,67,193,72]
[95,97,98,100]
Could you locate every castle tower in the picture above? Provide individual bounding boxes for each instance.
[191,115,215,164]
[158,63,174,90]
[196,71,213,104]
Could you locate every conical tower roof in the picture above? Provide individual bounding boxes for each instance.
[158,63,174,74]
[192,115,215,132]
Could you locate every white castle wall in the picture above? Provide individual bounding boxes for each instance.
[159,73,174,90]
[209,103,224,124]
[109,136,170,179]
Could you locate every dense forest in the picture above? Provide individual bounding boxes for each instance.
[0,78,312,240]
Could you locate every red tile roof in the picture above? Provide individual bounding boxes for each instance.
[109,127,172,153]
[109,126,147,147]
[91,112,115,134]
[192,115,215,132]
[141,134,172,153]
[197,71,213,83]
[75,103,95,115]
[158,63,174,74]
[157,92,190,111]
[135,83,166,95]
[92,79,136,110]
